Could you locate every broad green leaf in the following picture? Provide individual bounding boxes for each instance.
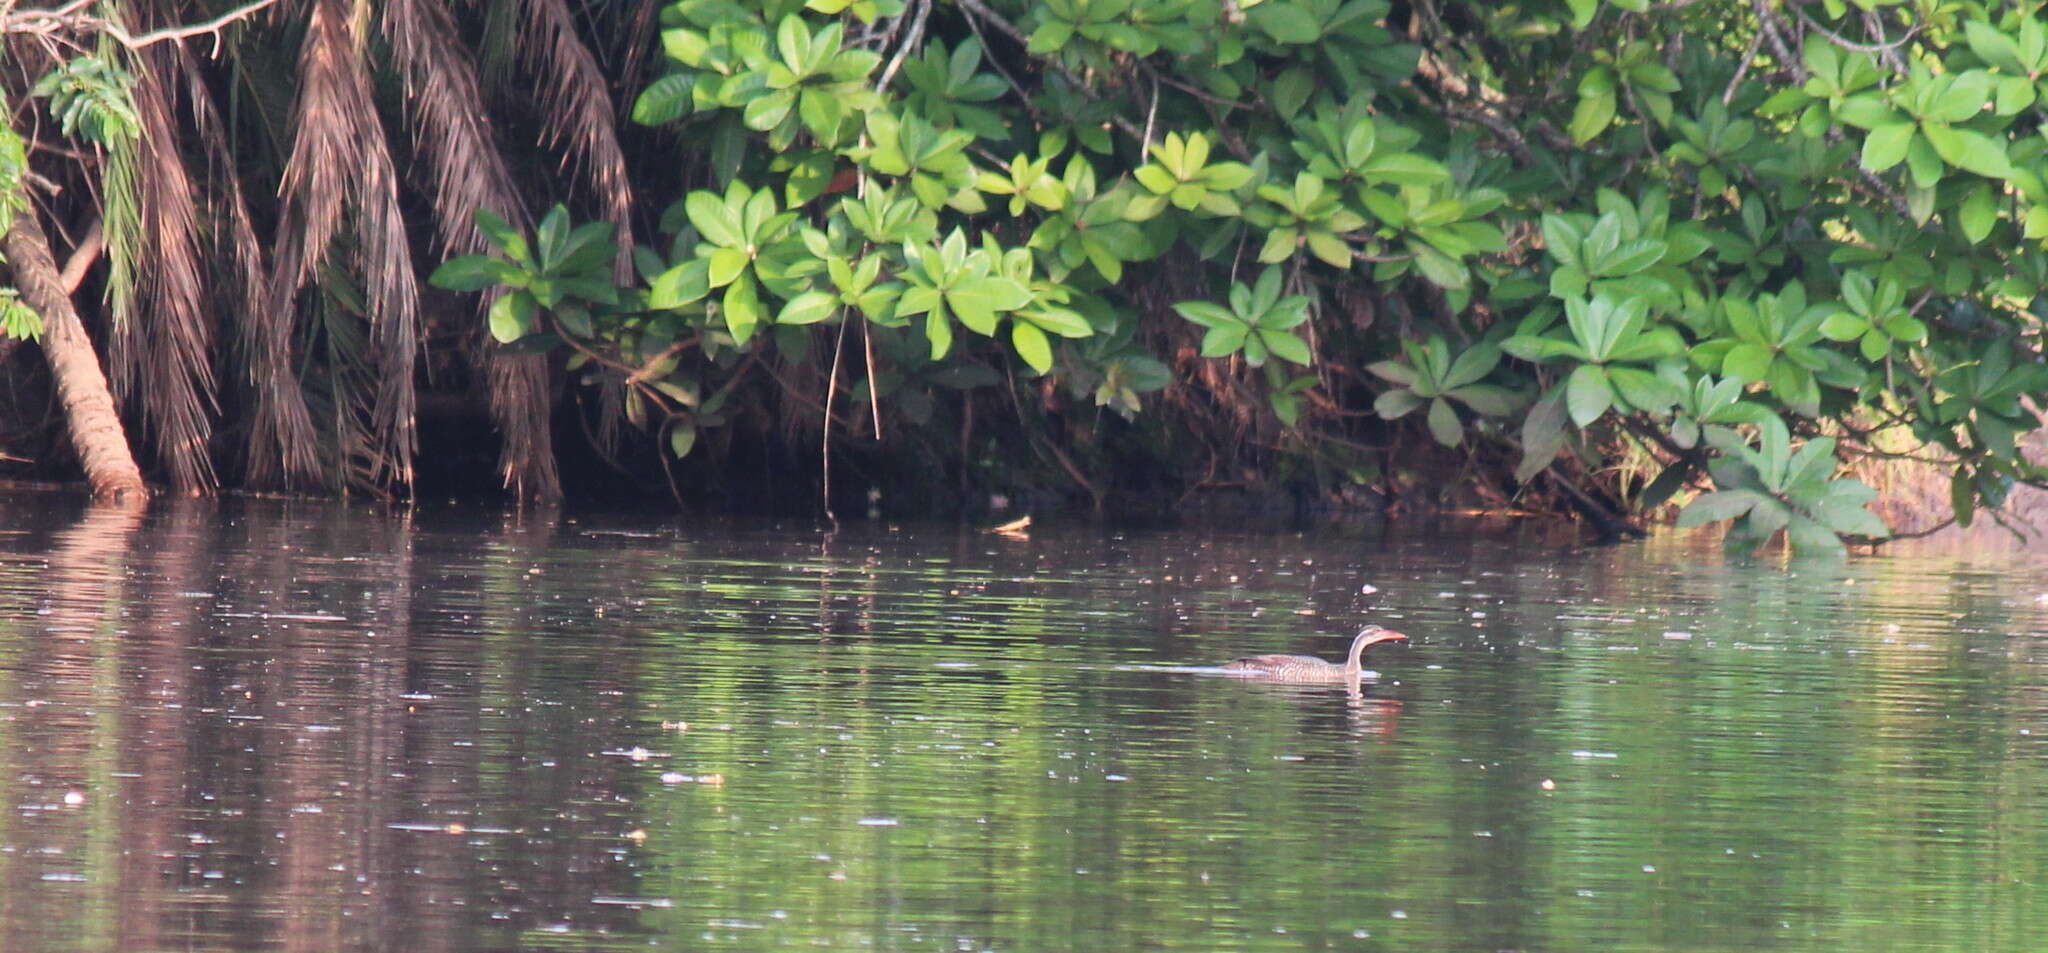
[1261,329,1312,365]
[430,255,517,292]
[1922,122,2016,179]
[1012,321,1054,374]
[778,290,839,325]
[1819,312,1870,342]
[723,275,763,344]
[1516,390,1568,483]
[1426,396,1463,446]
[475,208,530,265]
[1248,3,1323,44]
[707,247,750,287]
[1565,363,1614,428]
[686,191,744,248]
[1784,514,1846,554]
[1447,384,1518,416]
[669,422,697,458]
[1568,87,1616,145]
[1173,301,1238,328]
[1022,307,1094,338]
[1676,489,1764,527]
[1957,183,1990,244]
[1722,343,1774,385]
[1860,122,1913,172]
[1441,342,1500,390]
[1375,387,1424,419]
[1366,360,1418,386]
[650,259,712,309]
[488,290,538,343]
[1201,323,1249,357]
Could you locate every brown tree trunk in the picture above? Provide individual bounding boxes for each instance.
[5,211,149,500]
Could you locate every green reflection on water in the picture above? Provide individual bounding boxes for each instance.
[0,505,2043,952]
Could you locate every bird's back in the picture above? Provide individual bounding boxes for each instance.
[1222,654,1347,682]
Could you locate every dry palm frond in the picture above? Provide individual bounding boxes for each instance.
[517,0,635,279]
[176,39,271,430]
[379,0,528,258]
[382,0,559,500]
[264,0,417,491]
[105,31,218,493]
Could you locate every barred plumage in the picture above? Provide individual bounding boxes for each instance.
[1222,625,1408,684]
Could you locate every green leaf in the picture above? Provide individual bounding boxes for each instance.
[949,276,1030,335]
[1260,329,1312,366]
[1565,363,1614,428]
[475,208,530,265]
[1021,307,1094,338]
[1860,122,1914,172]
[1270,391,1301,427]
[1358,154,1449,187]
[1608,365,1678,413]
[706,247,750,287]
[669,422,698,459]
[778,290,839,325]
[1516,390,1568,483]
[1366,360,1418,386]
[1784,515,1846,554]
[1921,122,2016,179]
[925,308,954,359]
[1269,67,1315,119]
[1172,301,1238,328]
[1446,384,1518,416]
[724,275,763,344]
[1248,3,1323,44]
[1812,496,1889,537]
[743,87,797,131]
[650,259,712,309]
[633,74,695,126]
[1569,87,1616,145]
[686,191,743,248]
[1374,387,1424,419]
[1441,343,1501,390]
[1722,343,1774,385]
[1012,321,1054,374]
[1426,396,1464,446]
[430,255,517,291]
[1952,469,1977,528]
[1819,312,1870,342]
[1676,489,1764,527]
[488,291,538,343]
[1201,323,1249,357]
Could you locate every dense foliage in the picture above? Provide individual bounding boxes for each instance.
[8,1,2048,549]
[434,0,2048,550]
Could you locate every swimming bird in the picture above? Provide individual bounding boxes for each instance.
[1222,625,1408,684]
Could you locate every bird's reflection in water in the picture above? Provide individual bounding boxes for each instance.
[1344,691,1402,738]
[1236,680,1404,739]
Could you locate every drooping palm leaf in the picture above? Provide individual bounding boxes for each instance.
[104,30,218,493]
[516,0,635,279]
[263,0,418,490]
[383,0,558,500]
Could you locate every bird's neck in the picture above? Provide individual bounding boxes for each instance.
[1344,633,1369,681]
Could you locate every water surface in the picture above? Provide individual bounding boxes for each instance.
[1,497,2044,952]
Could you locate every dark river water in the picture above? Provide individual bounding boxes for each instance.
[1,495,2045,952]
